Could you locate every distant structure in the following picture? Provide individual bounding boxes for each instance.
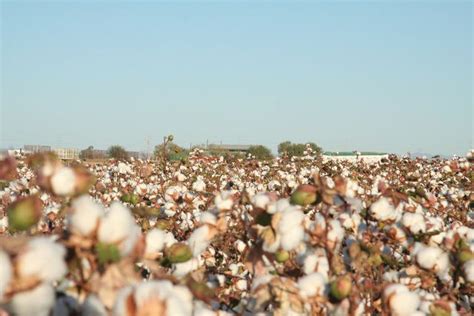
[53,148,80,160]
[207,144,253,154]
[23,145,52,153]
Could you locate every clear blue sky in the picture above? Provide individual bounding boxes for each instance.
[1,1,472,155]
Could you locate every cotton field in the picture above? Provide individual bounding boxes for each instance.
[0,147,472,316]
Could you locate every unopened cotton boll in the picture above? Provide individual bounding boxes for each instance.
[0,250,12,300]
[5,283,55,316]
[187,225,211,257]
[51,167,77,196]
[17,237,67,282]
[384,284,420,316]
[69,195,104,236]
[402,212,426,234]
[297,273,327,298]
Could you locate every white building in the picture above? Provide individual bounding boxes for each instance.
[53,148,80,160]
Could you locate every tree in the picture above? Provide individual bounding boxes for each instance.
[107,145,129,160]
[79,146,95,160]
[248,145,273,160]
[154,142,188,161]
[277,141,322,157]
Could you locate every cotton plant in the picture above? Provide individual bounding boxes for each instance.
[0,150,473,315]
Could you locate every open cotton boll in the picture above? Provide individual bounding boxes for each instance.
[200,212,217,225]
[144,229,176,258]
[97,202,141,256]
[463,259,474,283]
[188,225,211,257]
[82,295,108,316]
[98,202,136,244]
[402,212,426,234]
[267,198,290,214]
[214,191,234,211]
[280,227,304,251]
[370,197,397,221]
[297,273,327,298]
[251,193,272,210]
[300,248,329,277]
[384,284,420,316]
[17,237,67,282]
[192,178,206,192]
[5,283,55,316]
[112,286,134,316]
[277,206,304,234]
[327,219,345,251]
[414,244,449,275]
[172,258,201,277]
[69,195,104,236]
[51,167,76,196]
[0,250,12,300]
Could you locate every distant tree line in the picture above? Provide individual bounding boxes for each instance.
[80,140,323,162]
[278,141,322,157]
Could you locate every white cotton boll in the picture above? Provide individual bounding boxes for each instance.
[82,295,108,316]
[463,260,474,283]
[188,225,211,257]
[51,167,76,196]
[69,195,104,236]
[370,197,397,221]
[327,219,345,249]
[384,284,420,316]
[144,229,169,256]
[0,216,8,231]
[175,172,187,182]
[17,237,67,282]
[192,179,206,192]
[193,300,216,316]
[280,227,304,251]
[117,162,131,175]
[252,193,271,210]
[415,244,449,274]
[267,198,290,214]
[262,234,280,253]
[6,283,55,316]
[234,240,247,253]
[200,212,217,225]
[236,279,248,291]
[300,249,330,278]
[98,202,136,244]
[297,273,327,298]
[112,286,134,316]
[215,192,234,211]
[173,258,201,277]
[165,284,194,316]
[277,207,304,234]
[402,212,426,234]
[0,250,12,300]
